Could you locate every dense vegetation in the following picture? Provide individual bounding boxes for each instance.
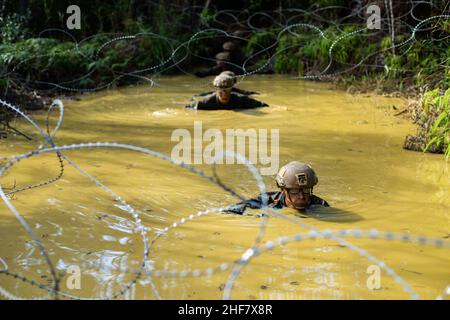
[0,0,449,157]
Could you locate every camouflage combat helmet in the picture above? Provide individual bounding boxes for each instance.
[215,52,231,61]
[222,41,237,51]
[275,161,318,189]
[231,29,249,39]
[220,71,237,84]
[213,74,234,89]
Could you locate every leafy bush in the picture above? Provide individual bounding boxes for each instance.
[423,88,450,158]
[0,32,177,90]
[0,13,28,44]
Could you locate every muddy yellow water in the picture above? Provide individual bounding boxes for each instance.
[1,75,449,300]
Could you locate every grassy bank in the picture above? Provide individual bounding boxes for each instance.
[405,88,450,158]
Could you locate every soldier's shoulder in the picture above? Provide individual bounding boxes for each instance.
[230,91,245,97]
[231,92,255,101]
[310,195,329,207]
[186,93,216,109]
[234,93,268,108]
[233,87,258,96]
[194,93,217,105]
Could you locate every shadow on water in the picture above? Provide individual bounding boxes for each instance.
[295,206,364,223]
[241,205,363,223]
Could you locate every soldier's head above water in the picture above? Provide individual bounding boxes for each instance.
[223,160,328,215]
[275,161,319,210]
[213,74,234,104]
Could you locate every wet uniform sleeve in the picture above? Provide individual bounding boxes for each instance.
[185,98,198,109]
[195,99,220,110]
[185,94,218,110]
[223,193,276,215]
[236,95,268,109]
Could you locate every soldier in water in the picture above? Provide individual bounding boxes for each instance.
[224,161,329,215]
[196,71,259,97]
[185,73,268,110]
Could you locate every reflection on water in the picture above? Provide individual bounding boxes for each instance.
[0,75,449,299]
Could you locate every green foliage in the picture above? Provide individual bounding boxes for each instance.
[199,9,215,27]
[0,38,83,82]
[270,25,370,75]
[273,33,304,74]
[0,33,175,89]
[0,13,28,44]
[381,31,448,88]
[423,89,450,158]
[244,31,277,57]
[243,31,277,73]
[299,32,331,62]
